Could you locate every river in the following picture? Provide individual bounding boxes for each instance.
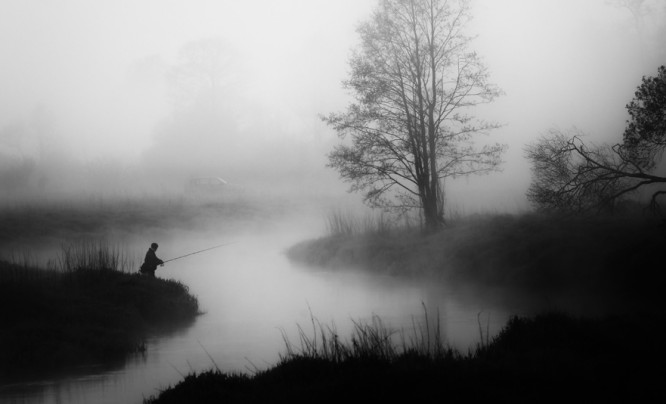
[0,211,517,404]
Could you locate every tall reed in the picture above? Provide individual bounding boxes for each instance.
[51,240,135,272]
[325,210,396,237]
[280,304,456,364]
[1,241,135,284]
[50,240,136,272]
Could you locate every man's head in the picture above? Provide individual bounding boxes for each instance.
[151,242,159,250]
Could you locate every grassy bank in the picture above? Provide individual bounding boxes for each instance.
[0,244,200,380]
[287,213,666,314]
[144,311,664,403]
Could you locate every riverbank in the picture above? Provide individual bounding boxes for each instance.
[0,194,295,383]
[0,259,199,381]
[287,213,666,315]
[144,311,665,402]
[143,212,666,402]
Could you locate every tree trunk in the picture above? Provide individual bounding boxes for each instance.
[421,184,442,232]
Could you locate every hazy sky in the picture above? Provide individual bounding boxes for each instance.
[0,0,662,210]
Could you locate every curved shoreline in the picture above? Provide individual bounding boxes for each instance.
[145,213,666,402]
[0,261,200,381]
[144,312,665,403]
[287,213,665,316]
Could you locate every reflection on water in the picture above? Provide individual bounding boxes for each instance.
[0,218,514,404]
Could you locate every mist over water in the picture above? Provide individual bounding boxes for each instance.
[1,0,665,402]
[1,209,515,404]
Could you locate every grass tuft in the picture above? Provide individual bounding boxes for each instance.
[50,240,136,272]
[280,304,455,368]
[325,210,397,237]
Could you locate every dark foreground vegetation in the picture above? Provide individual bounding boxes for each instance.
[145,311,665,403]
[0,254,199,380]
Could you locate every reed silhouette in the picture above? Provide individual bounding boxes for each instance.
[144,309,665,403]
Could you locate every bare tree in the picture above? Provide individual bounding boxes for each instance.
[607,0,666,61]
[526,129,634,212]
[608,0,649,37]
[147,38,243,175]
[526,66,666,214]
[323,0,505,232]
[168,38,237,112]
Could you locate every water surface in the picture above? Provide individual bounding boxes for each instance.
[0,215,514,404]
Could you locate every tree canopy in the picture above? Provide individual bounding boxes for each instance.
[323,0,505,231]
[622,65,666,170]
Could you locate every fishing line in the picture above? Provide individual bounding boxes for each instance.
[162,241,237,264]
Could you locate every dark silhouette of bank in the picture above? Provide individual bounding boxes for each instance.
[144,312,665,403]
[0,244,199,381]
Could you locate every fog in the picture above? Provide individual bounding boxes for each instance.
[1,0,663,209]
[1,2,664,402]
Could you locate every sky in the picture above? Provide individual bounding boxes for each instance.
[0,0,663,211]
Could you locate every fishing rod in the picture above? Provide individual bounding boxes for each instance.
[162,241,237,264]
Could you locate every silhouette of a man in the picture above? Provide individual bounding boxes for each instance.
[140,242,164,277]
